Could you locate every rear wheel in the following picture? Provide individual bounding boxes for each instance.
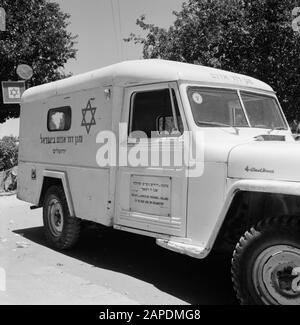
[43,185,81,250]
[232,216,300,305]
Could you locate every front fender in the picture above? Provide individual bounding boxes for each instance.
[206,178,300,255]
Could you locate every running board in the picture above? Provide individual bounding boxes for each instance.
[114,224,209,259]
[156,239,208,259]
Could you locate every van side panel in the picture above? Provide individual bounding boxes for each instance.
[18,86,113,226]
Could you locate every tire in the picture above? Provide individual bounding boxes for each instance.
[231,216,300,305]
[43,185,81,250]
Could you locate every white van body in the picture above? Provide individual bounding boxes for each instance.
[17,60,300,304]
[17,59,295,255]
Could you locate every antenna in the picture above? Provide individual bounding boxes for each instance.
[116,0,124,60]
[110,0,123,62]
[0,7,6,32]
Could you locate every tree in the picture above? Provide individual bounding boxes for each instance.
[0,0,77,123]
[126,0,300,122]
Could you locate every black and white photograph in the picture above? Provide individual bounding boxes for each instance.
[1,0,300,309]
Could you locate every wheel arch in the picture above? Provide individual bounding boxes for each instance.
[210,179,300,253]
[38,170,75,217]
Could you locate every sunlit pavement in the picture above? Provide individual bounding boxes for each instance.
[0,195,237,305]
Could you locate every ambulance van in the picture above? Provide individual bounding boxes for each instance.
[18,60,300,305]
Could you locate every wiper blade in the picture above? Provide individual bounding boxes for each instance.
[196,121,232,127]
[268,127,286,134]
[197,120,240,135]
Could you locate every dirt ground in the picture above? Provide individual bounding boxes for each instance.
[0,195,237,305]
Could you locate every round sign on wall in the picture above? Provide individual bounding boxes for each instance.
[16,64,33,80]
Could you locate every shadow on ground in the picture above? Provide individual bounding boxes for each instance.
[14,225,238,305]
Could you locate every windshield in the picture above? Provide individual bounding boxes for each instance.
[187,87,288,130]
[240,91,287,129]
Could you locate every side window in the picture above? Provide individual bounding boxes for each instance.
[129,88,183,138]
[47,106,71,132]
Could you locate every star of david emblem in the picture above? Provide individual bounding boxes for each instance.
[81,99,97,134]
[8,87,21,99]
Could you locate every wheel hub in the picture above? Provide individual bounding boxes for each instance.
[48,199,64,236]
[273,264,300,296]
[54,210,62,227]
[253,245,300,305]
[291,267,300,293]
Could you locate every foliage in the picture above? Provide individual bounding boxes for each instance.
[0,0,77,123]
[0,135,18,171]
[126,0,300,121]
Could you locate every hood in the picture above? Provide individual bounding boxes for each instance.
[228,141,300,182]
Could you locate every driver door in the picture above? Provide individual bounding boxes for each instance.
[115,82,188,237]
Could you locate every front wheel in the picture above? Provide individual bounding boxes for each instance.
[232,216,300,305]
[43,185,81,250]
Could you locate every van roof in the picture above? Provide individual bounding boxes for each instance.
[22,59,274,103]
